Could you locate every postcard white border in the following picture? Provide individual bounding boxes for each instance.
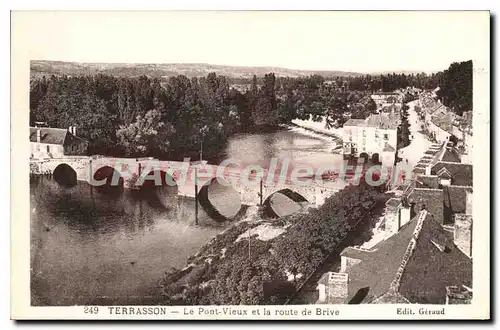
[10,10,490,320]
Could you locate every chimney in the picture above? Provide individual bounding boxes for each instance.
[327,272,349,304]
[399,205,411,228]
[446,285,472,305]
[465,189,473,215]
[454,214,472,257]
[36,128,41,143]
[68,126,77,136]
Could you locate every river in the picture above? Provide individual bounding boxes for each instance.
[30,125,343,305]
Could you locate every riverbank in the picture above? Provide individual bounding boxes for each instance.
[31,126,353,306]
[290,117,343,153]
[159,183,386,305]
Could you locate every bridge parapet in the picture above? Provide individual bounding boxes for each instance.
[30,156,346,208]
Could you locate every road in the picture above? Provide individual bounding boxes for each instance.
[397,100,433,169]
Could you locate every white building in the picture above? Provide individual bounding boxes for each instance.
[30,126,88,159]
[371,92,403,108]
[342,114,399,167]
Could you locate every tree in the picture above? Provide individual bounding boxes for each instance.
[437,60,472,116]
[116,109,175,156]
[252,73,278,126]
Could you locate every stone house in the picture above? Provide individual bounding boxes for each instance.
[30,126,88,159]
[342,113,399,167]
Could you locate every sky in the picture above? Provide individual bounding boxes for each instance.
[12,11,490,73]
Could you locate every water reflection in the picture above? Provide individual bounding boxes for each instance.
[31,128,340,305]
[225,128,342,171]
[30,177,225,306]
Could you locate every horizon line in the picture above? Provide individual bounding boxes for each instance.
[31,59,448,75]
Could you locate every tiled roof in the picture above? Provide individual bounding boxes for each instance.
[431,111,456,134]
[408,188,444,224]
[386,197,402,209]
[340,247,377,261]
[413,167,426,175]
[317,272,329,286]
[398,216,472,304]
[416,161,431,168]
[383,143,396,152]
[29,127,69,145]
[341,214,419,303]
[441,148,462,163]
[424,149,439,156]
[446,286,472,304]
[426,104,444,115]
[415,175,439,189]
[343,114,398,130]
[366,114,398,129]
[371,289,410,304]
[437,167,453,179]
[443,186,471,224]
[431,162,473,187]
[341,211,472,304]
[344,119,366,127]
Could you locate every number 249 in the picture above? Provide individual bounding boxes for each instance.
[84,306,99,314]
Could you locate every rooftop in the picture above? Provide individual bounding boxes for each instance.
[446,285,472,304]
[344,114,398,130]
[366,114,399,129]
[431,111,456,134]
[441,148,462,163]
[340,211,472,304]
[415,174,440,189]
[443,186,472,224]
[30,127,69,145]
[383,143,396,152]
[431,162,473,187]
[386,197,402,209]
[344,118,366,127]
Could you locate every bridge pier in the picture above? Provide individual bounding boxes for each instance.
[31,157,346,220]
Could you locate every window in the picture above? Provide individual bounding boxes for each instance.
[46,145,50,153]
[384,134,389,140]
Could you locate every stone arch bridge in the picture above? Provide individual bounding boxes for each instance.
[30,156,345,219]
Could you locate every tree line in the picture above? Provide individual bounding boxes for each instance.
[29,73,378,159]
[29,63,469,159]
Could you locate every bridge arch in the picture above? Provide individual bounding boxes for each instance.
[263,188,309,218]
[53,163,77,187]
[93,165,124,194]
[198,178,242,222]
[137,170,178,208]
[359,152,369,163]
